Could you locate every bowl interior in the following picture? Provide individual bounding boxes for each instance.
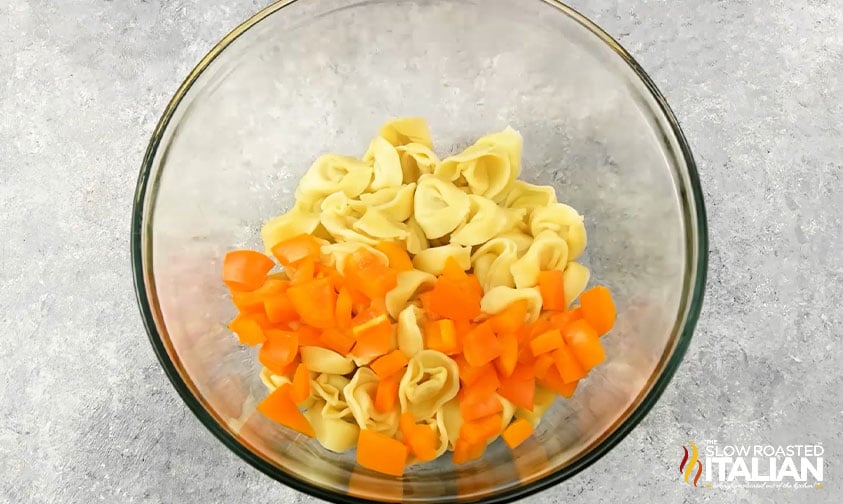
[134,0,705,502]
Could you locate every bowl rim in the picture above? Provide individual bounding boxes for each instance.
[130,0,709,502]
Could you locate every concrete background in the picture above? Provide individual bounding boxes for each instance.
[1,0,840,503]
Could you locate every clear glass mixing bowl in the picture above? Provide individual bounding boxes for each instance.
[131,0,708,502]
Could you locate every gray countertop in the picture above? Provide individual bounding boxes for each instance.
[1,1,841,503]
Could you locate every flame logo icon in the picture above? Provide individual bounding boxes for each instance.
[679,441,703,487]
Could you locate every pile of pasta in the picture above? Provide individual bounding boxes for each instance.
[223,118,616,476]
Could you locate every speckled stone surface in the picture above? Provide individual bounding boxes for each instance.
[1,1,841,503]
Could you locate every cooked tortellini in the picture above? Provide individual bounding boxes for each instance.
[304,401,360,453]
[437,398,463,451]
[435,143,514,201]
[350,184,416,223]
[474,126,523,181]
[563,262,591,309]
[396,143,439,183]
[450,194,509,246]
[310,374,354,422]
[363,136,404,191]
[296,154,373,201]
[301,346,355,375]
[398,350,460,421]
[530,203,588,260]
[379,116,433,149]
[471,238,518,292]
[396,304,426,357]
[413,175,470,239]
[504,180,557,210]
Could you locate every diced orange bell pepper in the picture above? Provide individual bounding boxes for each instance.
[344,248,398,300]
[460,392,502,422]
[490,300,529,334]
[463,322,502,367]
[232,277,288,313]
[257,384,314,436]
[320,327,356,355]
[495,331,518,378]
[370,350,410,378]
[258,329,299,374]
[286,277,336,329]
[263,292,299,325]
[290,363,311,403]
[460,413,502,445]
[563,320,605,370]
[502,418,534,449]
[579,286,617,336]
[497,364,535,411]
[537,270,566,311]
[551,343,587,383]
[223,250,275,291]
[529,329,564,356]
[357,429,408,476]
[374,372,401,413]
[271,234,322,268]
[228,313,267,346]
[452,437,485,465]
[538,366,579,398]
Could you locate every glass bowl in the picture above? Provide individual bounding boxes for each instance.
[131,0,707,502]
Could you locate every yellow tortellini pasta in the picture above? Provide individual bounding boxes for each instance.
[413,174,471,239]
[352,207,409,241]
[345,368,400,436]
[378,117,433,149]
[304,401,360,453]
[450,195,509,246]
[405,216,430,255]
[300,346,355,375]
[398,350,460,422]
[350,184,416,223]
[480,286,543,322]
[471,237,518,292]
[437,398,463,451]
[310,374,354,422]
[563,262,591,309]
[503,180,558,210]
[363,136,404,191]
[396,304,426,357]
[510,230,569,288]
[474,126,523,182]
[385,269,436,319]
[396,143,439,183]
[296,154,373,202]
[435,143,514,201]
[529,203,588,260]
